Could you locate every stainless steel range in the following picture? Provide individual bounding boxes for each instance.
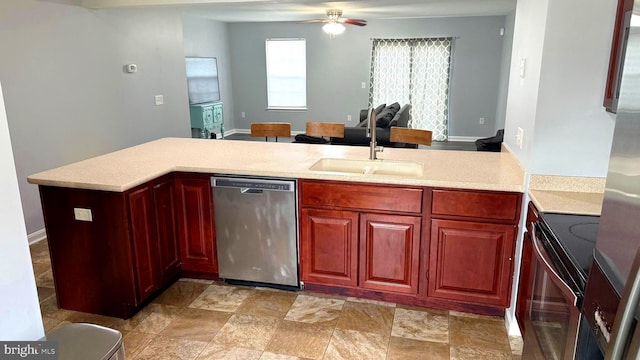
[522,212,602,359]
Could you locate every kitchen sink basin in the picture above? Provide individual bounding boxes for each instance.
[309,158,424,177]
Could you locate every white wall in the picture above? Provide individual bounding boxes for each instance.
[0,82,44,340]
[183,16,235,132]
[529,0,617,176]
[0,0,192,236]
[503,0,550,169]
[228,16,508,138]
[505,0,616,177]
[495,10,516,133]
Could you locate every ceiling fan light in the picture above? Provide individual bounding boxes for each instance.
[322,22,345,35]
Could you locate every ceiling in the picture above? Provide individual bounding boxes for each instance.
[79,0,517,23]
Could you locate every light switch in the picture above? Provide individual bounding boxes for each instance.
[74,208,93,222]
[155,95,164,106]
[516,127,524,149]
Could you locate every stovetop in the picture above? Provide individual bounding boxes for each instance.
[537,212,600,296]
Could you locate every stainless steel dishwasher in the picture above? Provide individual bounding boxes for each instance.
[211,175,299,289]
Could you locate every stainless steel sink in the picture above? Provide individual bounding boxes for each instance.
[309,158,424,177]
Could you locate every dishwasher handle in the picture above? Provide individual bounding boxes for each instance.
[240,188,263,194]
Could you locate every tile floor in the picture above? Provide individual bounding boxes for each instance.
[31,240,523,359]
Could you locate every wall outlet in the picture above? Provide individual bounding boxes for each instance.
[241,112,246,119]
[154,95,164,106]
[74,208,93,222]
[361,82,366,89]
[347,115,352,122]
[516,127,524,149]
[479,117,485,125]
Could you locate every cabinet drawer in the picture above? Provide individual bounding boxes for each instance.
[431,189,520,221]
[301,181,423,214]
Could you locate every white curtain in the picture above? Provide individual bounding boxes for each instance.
[369,38,453,141]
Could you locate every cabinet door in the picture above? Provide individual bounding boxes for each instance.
[212,103,223,125]
[300,208,359,287]
[428,219,516,307]
[128,186,161,301]
[604,0,635,112]
[203,106,214,129]
[359,213,421,294]
[515,202,539,334]
[175,175,218,274]
[152,178,180,284]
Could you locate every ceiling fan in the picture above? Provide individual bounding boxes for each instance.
[300,9,367,36]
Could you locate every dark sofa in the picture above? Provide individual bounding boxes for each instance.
[330,103,414,148]
[475,129,504,152]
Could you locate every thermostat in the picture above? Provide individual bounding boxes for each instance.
[125,64,137,73]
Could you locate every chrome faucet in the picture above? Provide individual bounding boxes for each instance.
[366,108,384,160]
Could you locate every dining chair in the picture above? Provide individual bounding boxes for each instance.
[250,122,291,142]
[389,127,433,146]
[305,122,345,139]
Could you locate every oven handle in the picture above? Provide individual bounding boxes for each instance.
[532,233,579,306]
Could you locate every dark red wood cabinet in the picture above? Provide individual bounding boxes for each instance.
[428,219,516,307]
[424,189,521,308]
[359,213,421,294]
[515,202,539,334]
[299,180,423,295]
[300,208,359,287]
[604,0,634,113]
[127,177,180,301]
[174,173,218,275]
[40,174,180,319]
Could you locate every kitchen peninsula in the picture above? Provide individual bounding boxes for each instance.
[28,137,526,319]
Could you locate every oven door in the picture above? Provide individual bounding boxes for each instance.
[522,230,581,360]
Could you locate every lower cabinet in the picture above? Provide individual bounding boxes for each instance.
[360,213,421,294]
[39,174,180,318]
[427,219,516,307]
[515,202,539,334]
[174,173,218,275]
[128,176,180,301]
[300,209,359,287]
[299,180,423,296]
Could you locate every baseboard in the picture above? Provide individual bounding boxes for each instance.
[222,129,242,136]
[447,136,480,142]
[28,228,46,245]
[504,310,522,337]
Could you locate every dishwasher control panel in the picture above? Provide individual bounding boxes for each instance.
[211,177,294,192]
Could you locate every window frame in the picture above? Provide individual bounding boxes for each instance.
[265,38,308,111]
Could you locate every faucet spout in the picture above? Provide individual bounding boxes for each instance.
[366,108,383,160]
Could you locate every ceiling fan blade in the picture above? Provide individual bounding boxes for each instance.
[342,18,367,26]
[298,19,328,24]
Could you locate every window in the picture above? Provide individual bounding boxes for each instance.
[265,39,307,109]
[185,57,220,104]
[369,38,453,141]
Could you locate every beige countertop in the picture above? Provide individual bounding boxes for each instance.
[27,137,526,192]
[528,175,606,215]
